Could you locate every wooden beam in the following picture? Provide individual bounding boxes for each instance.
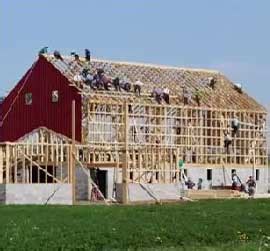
[0,147,3,183]
[14,146,18,183]
[72,100,76,205]
[86,162,120,168]
[122,101,129,204]
[6,145,10,183]
[18,149,61,183]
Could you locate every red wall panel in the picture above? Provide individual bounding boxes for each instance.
[0,56,82,142]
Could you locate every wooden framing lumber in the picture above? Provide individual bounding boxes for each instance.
[0,98,267,190]
[122,101,129,204]
[72,100,76,204]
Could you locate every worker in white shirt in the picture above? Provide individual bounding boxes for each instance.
[182,86,191,105]
[231,117,240,137]
[85,73,94,89]
[163,87,170,104]
[73,74,82,82]
[232,171,240,190]
[224,131,232,154]
[134,80,143,96]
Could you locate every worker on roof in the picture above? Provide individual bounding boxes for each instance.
[162,87,170,104]
[85,49,91,62]
[39,46,48,55]
[182,86,191,105]
[92,69,104,89]
[112,77,121,91]
[91,76,98,89]
[80,66,94,88]
[208,77,216,89]
[124,82,131,92]
[234,83,243,93]
[93,69,112,90]
[119,79,131,92]
[101,74,112,91]
[73,74,83,82]
[71,52,80,61]
[81,68,89,78]
[231,116,240,137]
[151,87,163,104]
[82,69,94,89]
[134,80,143,96]
[194,88,202,106]
[53,50,63,61]
[93,75,102,89]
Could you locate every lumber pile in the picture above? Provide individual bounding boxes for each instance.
[187,189,245,200]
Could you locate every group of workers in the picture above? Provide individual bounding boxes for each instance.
[185,172,256,197]
[69,50,174,103]
[74,67,145,96]
[43,48,144,96]
[232,171,256,197]
[53,49,145,96]
[151,87,170,104]
[55,47,241,154]
[185,177,203,190]
[39,47,220,106]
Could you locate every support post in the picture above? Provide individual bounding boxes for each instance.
[14,146,18,183]
[122,101,129,204]
[253,147,256,178]
[22,150,26,183]
[72,100,76,205]
[176,148,180,181]
[6,145,10,183]
[0,146,3,183]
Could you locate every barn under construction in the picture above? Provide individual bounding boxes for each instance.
[0,51,268,204]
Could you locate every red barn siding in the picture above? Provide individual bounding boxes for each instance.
[0,56,82,142]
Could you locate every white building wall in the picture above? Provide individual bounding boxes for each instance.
[185,166,268,193]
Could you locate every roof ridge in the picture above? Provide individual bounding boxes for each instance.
[45,54,220,74]
[91,58,220,74]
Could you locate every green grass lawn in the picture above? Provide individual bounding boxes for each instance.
[0,200,270,250]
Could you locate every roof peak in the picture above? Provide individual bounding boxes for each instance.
[92,57,220,74]
[45,54,220,74]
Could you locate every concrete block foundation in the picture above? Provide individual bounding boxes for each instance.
[0,166,267,205]
[0,184,72,205]
[116,183,182,203]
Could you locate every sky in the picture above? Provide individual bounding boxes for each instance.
[0,0,270,106]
